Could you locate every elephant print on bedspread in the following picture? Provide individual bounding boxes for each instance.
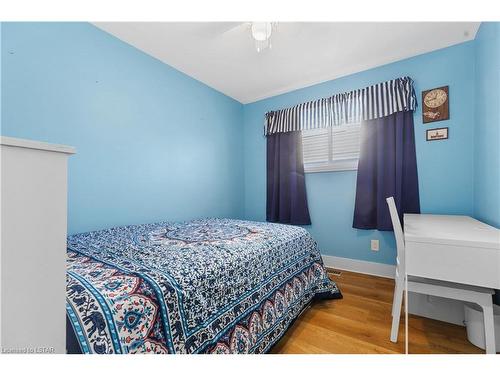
[66,218,341,354]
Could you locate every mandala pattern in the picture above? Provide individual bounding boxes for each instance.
[66,218,341,354]
[149,222,251,244]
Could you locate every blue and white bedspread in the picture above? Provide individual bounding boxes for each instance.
[66,218,341,354]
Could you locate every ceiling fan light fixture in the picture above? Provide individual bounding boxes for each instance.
[250,22,276,52]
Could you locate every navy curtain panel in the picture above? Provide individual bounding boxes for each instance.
[266,131,311,225]
[353,110,420,230]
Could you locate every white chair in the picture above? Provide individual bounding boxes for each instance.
[386,196,496,354]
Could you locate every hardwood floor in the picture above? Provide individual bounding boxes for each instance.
[271,270,484,354]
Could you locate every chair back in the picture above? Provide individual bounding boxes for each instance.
[386,197,405,281]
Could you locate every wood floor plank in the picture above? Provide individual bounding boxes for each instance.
[271,270,484,354]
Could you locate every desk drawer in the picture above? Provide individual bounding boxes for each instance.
[406,241,500,289]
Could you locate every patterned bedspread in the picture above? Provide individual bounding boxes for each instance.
[66,218,341,354]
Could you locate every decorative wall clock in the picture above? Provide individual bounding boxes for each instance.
[422,86,449,123]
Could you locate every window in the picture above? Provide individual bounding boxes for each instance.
[302,123,361,173]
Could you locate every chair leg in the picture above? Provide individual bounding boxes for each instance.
[391,282,398,317]
[391,281,404,343]
[481,302,496,354]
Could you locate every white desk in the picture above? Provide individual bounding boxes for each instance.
[404,214,500,353]
[404,214,500,289]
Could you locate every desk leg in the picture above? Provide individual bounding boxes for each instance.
[482,303,496,354]
[405,275,408,354]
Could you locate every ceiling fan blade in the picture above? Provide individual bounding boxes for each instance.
[192,22,247,39]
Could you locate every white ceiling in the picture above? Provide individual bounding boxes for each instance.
[93,22,480,104]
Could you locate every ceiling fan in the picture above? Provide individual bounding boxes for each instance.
[250,22,277,52]
[207,22,278,52]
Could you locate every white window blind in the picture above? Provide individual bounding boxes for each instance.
[302,123,361,173]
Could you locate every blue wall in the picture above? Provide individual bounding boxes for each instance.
[1,23,244,235]
[2,22,497,267]
[243,42,476,265]
[0,23,2,131]
[473,22,500,228]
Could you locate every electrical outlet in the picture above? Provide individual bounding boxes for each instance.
[371,239,379,251]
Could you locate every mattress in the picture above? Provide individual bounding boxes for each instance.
[66,218,341,354]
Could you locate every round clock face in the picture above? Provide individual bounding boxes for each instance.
[424,89,447,108]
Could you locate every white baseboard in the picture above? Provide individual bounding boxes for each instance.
[321,254,396,279]
[321,254,465,326]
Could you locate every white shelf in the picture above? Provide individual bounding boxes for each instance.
[0,136,76,154]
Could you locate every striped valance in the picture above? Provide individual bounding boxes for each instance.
[265,76,417,135]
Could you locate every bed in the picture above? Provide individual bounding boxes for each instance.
[66,218,341,354]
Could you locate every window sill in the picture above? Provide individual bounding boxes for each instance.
[304,159,358,174]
